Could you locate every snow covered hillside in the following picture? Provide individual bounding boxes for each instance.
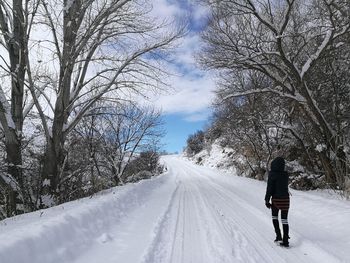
[1,156,350,263]
[187,142,238,173]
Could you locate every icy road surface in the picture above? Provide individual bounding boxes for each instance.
[1,156,350,263]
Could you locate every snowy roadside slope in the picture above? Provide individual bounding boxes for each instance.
[1,155,350,263]
[0,170,178,263]
[189,142,237,173]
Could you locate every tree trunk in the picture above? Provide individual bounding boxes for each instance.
[319,152,337,187]
[0,172,16,217]
[335,145,349,189]
[41,140,59,206]
[11,0,26,133]
[40,0,80,204]
[112,165,120,185]
[0,0,27,216]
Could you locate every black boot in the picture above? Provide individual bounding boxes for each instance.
[280,241,289,247]
[274,236,282,242]
[280,223,289,247]
[273,219,282,242]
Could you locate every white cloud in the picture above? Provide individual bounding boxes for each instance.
[192,4,210,21]
[147,1,215,122]
[150,72,215,115]
[183,111,211,122]
[150,0,183,22]
[173,34,203,66]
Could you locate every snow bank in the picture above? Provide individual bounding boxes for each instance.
[0,173,174,263]
[189,142,237,174]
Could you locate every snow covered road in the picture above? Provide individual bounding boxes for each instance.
[143,156,350,263]
[1,156,350,263]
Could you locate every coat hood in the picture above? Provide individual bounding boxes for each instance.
[271,157,285,172]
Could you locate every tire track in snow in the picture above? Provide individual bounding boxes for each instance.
[200,173,343,263]
[142,156,345,263]
[167,173,213,263]
[189,172,282,262]
[180,158,343,263]
[148,158,278,262]
[142,168,213,263]
[200,182,300,263]
[170,184,186,263]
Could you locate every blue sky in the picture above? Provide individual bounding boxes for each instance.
[162,114,208,153]
[150,0,216,153]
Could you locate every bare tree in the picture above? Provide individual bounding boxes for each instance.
[209,71,291,178]
[0,0,40,216]
[200,0,350,186]
[60,102,163,202]
[20,0,183,206]
[97,104,163,185]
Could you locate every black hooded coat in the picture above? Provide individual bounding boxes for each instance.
[264,157,289,203]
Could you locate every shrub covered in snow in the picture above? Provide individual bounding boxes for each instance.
[185,130,205,157]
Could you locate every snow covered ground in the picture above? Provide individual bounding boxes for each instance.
[1,155,350,263]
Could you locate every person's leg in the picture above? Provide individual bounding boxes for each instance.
[271,205,281,241]
[281,209,289,246]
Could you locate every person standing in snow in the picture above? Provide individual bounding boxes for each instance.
[265,157,290,247]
